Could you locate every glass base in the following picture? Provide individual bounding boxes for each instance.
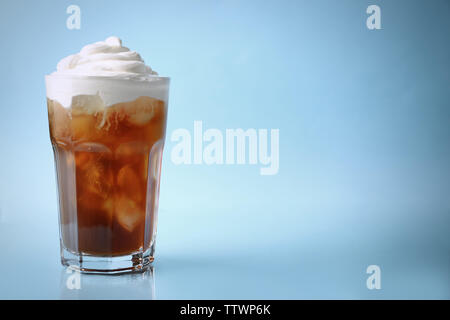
[61,245,155,274]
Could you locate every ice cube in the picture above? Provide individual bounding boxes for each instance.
[112,96,164,126]
[71,114,97,141]
[102,198,115,220]
[115,196,143,232]
[99,96,164,131]
[71,94,106,115]
[80,157,113,199]
[117,165,142,202]
[126,96,161,126]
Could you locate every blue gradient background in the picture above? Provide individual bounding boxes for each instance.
[0,0,449,299]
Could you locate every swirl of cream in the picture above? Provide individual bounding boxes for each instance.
[53,36,158,78]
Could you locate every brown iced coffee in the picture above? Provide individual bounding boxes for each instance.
[48,95,166,256]
[46,37,169,273]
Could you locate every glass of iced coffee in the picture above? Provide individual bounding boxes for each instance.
[46,37,169,273]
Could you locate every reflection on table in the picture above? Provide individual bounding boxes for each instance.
[59,266,155,299]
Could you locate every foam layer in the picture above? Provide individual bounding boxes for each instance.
[46,37,169,108]
[54,36,157,78]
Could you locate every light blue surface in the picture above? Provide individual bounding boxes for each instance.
[0,0,449,299]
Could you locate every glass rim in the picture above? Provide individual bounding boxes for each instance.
[45,73,170,82]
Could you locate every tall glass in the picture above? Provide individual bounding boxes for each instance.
[45,75,169,273]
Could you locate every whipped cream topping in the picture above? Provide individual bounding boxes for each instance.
[46,37,168,108]
[53,36,157,78]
